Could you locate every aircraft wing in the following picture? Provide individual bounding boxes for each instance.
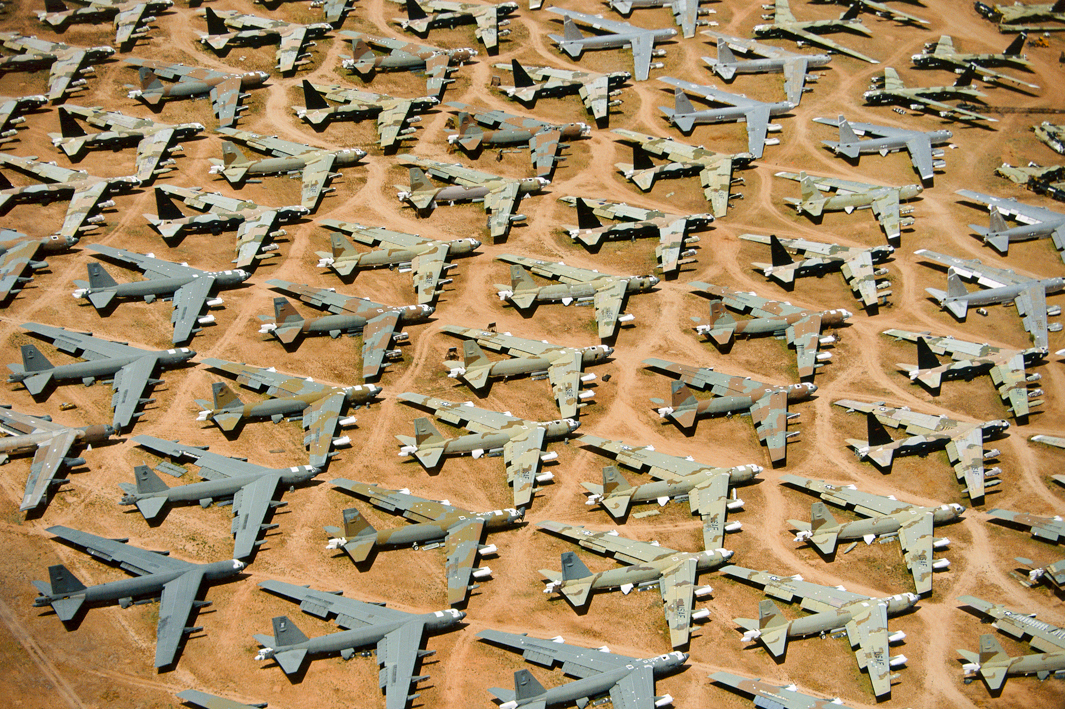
[361,311,401,380]
[840,251,881,309]
[744,104,771,158]
[155,567,206,668]
[114,3,152,46]
[529,129,563,179]
[201,358,333,398]
[749,389,790,463]
[1013,282,1050,350]
[772,0,795,23]
[300,154,336,211]
[905,136,936,183]
[332,478,463,522]
[844,601,893,698]
[579,74,612,123]
[47,51,87,101]
[133,435,269,479]
[46,525,193,576]
[444,518,485,605]
[410,244,450,305]
[609,664,656,709]
[258,579,415,627]
[20,428,78,512]
[870,190,903,243]
[209,77,243,127]
[475,628,638,677]
[234,210,281,269]
[133,129,176,182]
[0,239,43,301]
[655,218,687,275]
[378,620,427,709]
[301,391,346,469]
[959,595,1065,653]
[780,474,915,517]
[905,94,995,123]
[484,181,523,243]
[111,354,160,431]
[503,425,546,508]
[629,30,655,83]
[989,352,1030,419]
[988,508,1065,543]
[377,100,417,150]
[398,393,524,433]
[722,565,873,612]
[670,0,699,38]
[786,314,824,380]
[912,249,1017,288]
[170,275,216,345]
[547,350,584,418]
[781,58,812,105]
[470,7,501,52]
[593,278,627,339]
[945,427,987,501]
[276,28,309,74]
[175,689,264,709]
[230,472,281,558]
[897,511,935,595]
[61,181,111,239]
[659,555,697,648]
[537,520,677,564]
[88,245,200,281]
[688,471,731,550]
[710,671,859,709]
[859,0,927,24]
[21,323,148,361]
[698,159,734,218]
[784,27,877,64]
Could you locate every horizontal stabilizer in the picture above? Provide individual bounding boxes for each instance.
[136,496,167,521]
[275,648,308,675]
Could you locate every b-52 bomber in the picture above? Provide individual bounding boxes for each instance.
[0,229,79,304]
[559,196,710,276]
[6,322,195,432]
[816,0,928,25]
[775,170,922,245]
[643,358,817,464]
[0,405,113,514]
[725,565,916,698]
[209,127,365,211]
[689,282,850,380]
[491,60,631,126]
[606,0,716,39]
[390,0,519,54]
[612,129,752,218]
[740,233,894,311]
[477,629,688,709]
[326,479,523,605]
[316,218,480,305]
[579,433,760,549]
[124,58,269,128]
[987,507,1065,543]
[546,8,677,82]
[0,153,140,240]
[957,596,1065,690]
[978,1,1065,32]
[494,254,659,340]
[199,8,332,74]
[538,520,730,649]
[253,580,464,701]
[36,0,171,48]
[49,105,204,184]
[835,398,1008,503]
[295,81,439,150]
[257,279,433,381]
[396,392,579,508]
[196,358,378,468]
[711,672,858,709]
[752,0,878,64]
[145,185,310,269]
[955,189,1065,262]
[121,435,320,559]
[0,34,114,102]
[959,595,1065,655]
[658,77,795,158]
[814,115,952,184]
[912,33,1039,90]
[783,474,964,594]
[73,244,250,345]
[445,102,589,180]
[884,328,1046,420]
[440,324,611,417]
[397,155,549,243]
[863,66,997,124]
[0,94,46,144]
[342,31,477,99]
[31,526,245,669]
[701,32,832,106]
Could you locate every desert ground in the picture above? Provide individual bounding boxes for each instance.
[0,0,1063,707]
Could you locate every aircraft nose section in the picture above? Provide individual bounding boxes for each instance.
[232,559,246,571]
[469,238,482,249]
[421,304,435,315]
[602,345,614,356]
[566,418,580,432]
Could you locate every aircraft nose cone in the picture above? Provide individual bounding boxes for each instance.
[603,346,614,356]
[422,304,435,315]
[104,425,115,436]
[470,239,482,249]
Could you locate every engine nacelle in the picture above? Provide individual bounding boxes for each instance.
[651,49,667,57]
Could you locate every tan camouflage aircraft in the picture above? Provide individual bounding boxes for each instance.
[0,229,78,303]
[0,94,47,144]
[491,59,631,125]
[0,34,114,102]
[389,0,519,53]
[198,8,332,74]
[979,1,1065,32]
[341,31,477,99]
[36,0,171,47]
[293,80,439,150]
[711,672,859,709]
[123,58,269,128]
[863,66,997,123]
[987,507,1065,543]
[752,0,878,64]
[958,596,1065,691]
[912,33,1038,90]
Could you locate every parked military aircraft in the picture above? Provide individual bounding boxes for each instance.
[863,66,996,124]
[396,392,579,507]
[491,60,631,125]
[341,31,476,98]
[145,185,309,269]
[740,233,893,311]
[73,245,249,344]
[776,171,922,244]
[253,579,464,698]
[176,690,267,709]
[31,526,244,668]
[397,156,549,243]
[912,33,1038,90]
[538,520,729,648]
[996,162,1065,197]
[1035,121,1065,154]
[835,398,1008,503]
[316,218,479,305]
[0,229,79,303]
[658,77,794,158]
[257,280,432,380]
[884,328,1046,419]
[494,254,659,340]
[0,34,114,102]
[711,672,858,709]
[1032,433,1065,448]
[701,32,831,106]
[961,595,1065,652]
[196,358,377,468]
[961,633,1065,691]
[818,0,927,25]
[36,0,170,47]
[199,8,332,73]
[916,249,1064,350]
[477,629,688,709]
[0,405,112,513]
[988,507,1065,542]
[326,478,523,605]
[690,282,850,380]
[782,474,964,594]
[955,190,1065,261]
[294,81,439,149]
[753,0,877,64]
[0,94,47,143]
[390,0,519,53]
[979,1,1065,32]
[124,58,269,127]
[725,565,915,697]
[0,153,140,239]
[644,358,816,464]
[559,196,710,276]
[814,115,952,184]
[7,322,195,432]
[209,128,364,211]
[612,129,752,217]
[1015,556,1065,592]
[606,0,716,38]
[122,435,319,558]
[546,8,677,82]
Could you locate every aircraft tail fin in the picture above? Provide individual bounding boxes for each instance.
[1004,32,1026,56]
[204,6,229,36]
[769,235,793,268]
[301,80,330,112]
[954,63,977,87]
[44,0,67,12]
[632,144,654,171]
[799,173,825,216]
[350,39,376,75]
[133,464,169,495]
[154,188,185,222]
[669,89,697,133]
[668,380,699,429]
[207,382,243,431]
[38,565,86,621]
[512,59,535,88]
[48,564,87,595]
[756,600,790,657]
[86,261,118,291]
[137,66,164,95]
[963,635,1011,691]
[510,264,537,293]
[0,171,12,190]
[414,417,446,446]
[988,206,1009,234]
[329,232,356,260]
[513,669,547,702]
[271,615,309,648]
[716,39,737,75]
[808,501,841,554]
[598,466,633,518]
[269,298,304,345]
[946,269,969,297]
[339,507,377,562]
[867,412,894,448]
[408,166,435,194]
[560,551,592,582]
[405,0,428,21]
[58,107,86,139]
[840,2,861,21]
[704,300,736,346]
[20,343,53,373]
[221,141,249,169]
[916,337,940,372]
[462,340,491,371]
[562,17,584,42]
[575,198,602,230]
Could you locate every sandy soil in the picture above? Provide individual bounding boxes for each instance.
[0,0,1064,707]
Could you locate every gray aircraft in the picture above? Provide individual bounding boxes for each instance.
[701,32,831,106]
[815,115,953,184]
[546,8,677,82]
[477,629,688,709]
[253,580,464,704]
[491,60,632,126]
[6,322,195,432]
[325,479,523,605]
[0,229,79,304]
[31,526,244,668]
[124,59,269,128]
[606,0,716,39]
[711,672,858,709]
[956,189,1065,262]
[0,405,113,513]
[121,435,320,558]
[73,245,250,345]
[0,33,115,102]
